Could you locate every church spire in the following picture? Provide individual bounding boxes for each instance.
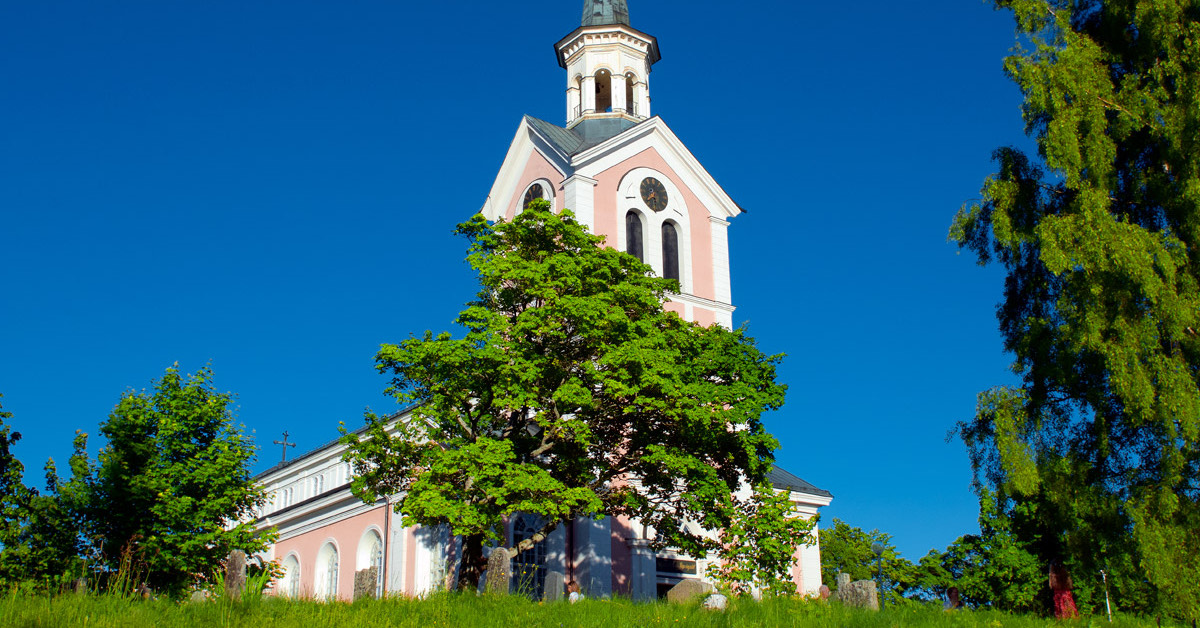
[582,0,630,26]
[558,0,658,127]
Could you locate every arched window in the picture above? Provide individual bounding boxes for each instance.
[358,529,385,599]
[626,211,644,261]
[317,542,339,600]
[662,222,680,282]
[280,554,301,598]
[625,73,636,115]
[523,183,544,209]
[511,514,547,598]
[595,69,613,113]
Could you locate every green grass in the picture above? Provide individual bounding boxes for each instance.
[0,592,1179,628]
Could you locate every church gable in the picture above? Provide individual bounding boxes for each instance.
[481,118,572,223]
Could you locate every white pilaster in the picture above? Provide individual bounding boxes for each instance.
[573,516,613,597]
[612,73,627,113]
[708,216,731,304]
[562,174,599,231]
[581,75,597,114]
[628,540,656,601]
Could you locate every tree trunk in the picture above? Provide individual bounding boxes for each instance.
[456,533,487,591]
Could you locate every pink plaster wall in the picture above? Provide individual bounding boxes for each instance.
[590,147,717,301]
[504,148,565,221]
[271,504,386,601]
[693,308,715,327]
[791,544,805,594]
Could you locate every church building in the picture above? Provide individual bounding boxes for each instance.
[251,0,832,601]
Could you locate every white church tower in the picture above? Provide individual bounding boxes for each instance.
[482,0,748,329]
[557,0,659,125]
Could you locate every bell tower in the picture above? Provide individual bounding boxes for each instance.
[555,0,660,128]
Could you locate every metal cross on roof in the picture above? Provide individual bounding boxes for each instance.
[272,431,297,463]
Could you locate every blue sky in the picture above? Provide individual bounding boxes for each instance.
[1,0,1029,560]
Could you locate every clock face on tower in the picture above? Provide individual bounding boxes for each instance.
[523,183,544,209]
[640,177,668,212]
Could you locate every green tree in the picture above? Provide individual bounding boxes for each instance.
[16,433,96,591]
[918,491,1044,612]
[951,0,1200,619]
[342,200,791,591]
[0,395,34,588]
[817,518,914,606]
[92,365,272,596]
[706,481,816,596]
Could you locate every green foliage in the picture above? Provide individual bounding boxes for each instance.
[91,364,273,597]
[0,395,33,588]
[817,519,914,606]
[915,491,1044,612]
[707,481,816,596]
[950,0,1200,620]
[343,200,790,590]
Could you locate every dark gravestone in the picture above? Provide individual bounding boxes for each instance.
[666,579,713,604]
[354,567,380,600]
[543,570,565,602]
[485,549,511,595]
[225,550,246,601]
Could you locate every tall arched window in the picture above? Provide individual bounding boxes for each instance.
[662,222,680,282]
[624,73,636,115]
[626,211,643,261]
[280,554,301,598]
[358,529,385,599]
[511,514,547,598]
[595,69,613,112]
[317,542,339,600]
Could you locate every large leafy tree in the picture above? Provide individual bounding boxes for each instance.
[343,200,790,590]
[951,0,1200,619]
[92,365,271,596]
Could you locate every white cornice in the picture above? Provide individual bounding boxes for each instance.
[669,291,735,313]
[562,173,598,186]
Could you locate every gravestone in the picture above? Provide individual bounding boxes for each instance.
[73,578,88,595]
[836,572,851,590]
[189,589,211,603]
[835,579,879,611]
[485,549,511,594]
[543,570,565,602]
[666,579,713,604]
[354,567,380,600]
[225,550,246,601]
[702,593,728,611]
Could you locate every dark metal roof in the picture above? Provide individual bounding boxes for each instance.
[768,464,832,498]
[582,0,630,26]
[525,115,644,157]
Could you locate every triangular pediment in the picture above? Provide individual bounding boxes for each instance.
[481,116,742,222]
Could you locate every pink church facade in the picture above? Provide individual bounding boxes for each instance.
[250,0,831,601]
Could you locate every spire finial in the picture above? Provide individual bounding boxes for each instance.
[582,0,630,26]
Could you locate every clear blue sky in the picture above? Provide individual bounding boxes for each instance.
[1,0,1029,560]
